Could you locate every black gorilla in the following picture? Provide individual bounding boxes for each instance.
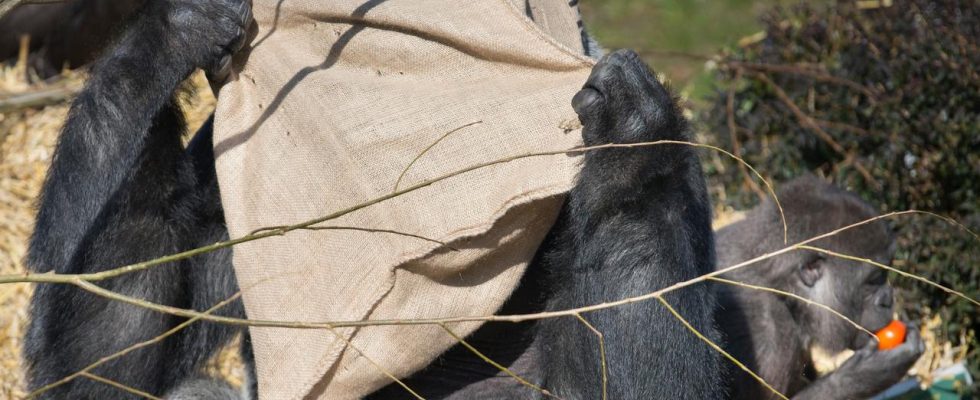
[0,0,145,76]
[24,0,723,398]
[713,176,924,399]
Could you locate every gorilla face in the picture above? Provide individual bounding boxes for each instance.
[798,221,896,355]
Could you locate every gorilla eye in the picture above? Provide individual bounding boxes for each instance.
[865,270,887,286]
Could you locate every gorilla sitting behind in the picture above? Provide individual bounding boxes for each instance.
[714,176,925,399]
[23,0,724,399]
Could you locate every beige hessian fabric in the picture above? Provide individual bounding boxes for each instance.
[212,1,595,398]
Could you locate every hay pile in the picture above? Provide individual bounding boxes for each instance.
[0,62,72,399]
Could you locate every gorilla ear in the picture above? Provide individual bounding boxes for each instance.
[798,256,824,287]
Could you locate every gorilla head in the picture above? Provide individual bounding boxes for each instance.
[715,175,921,400]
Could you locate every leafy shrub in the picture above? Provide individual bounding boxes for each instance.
[699,0,979,385]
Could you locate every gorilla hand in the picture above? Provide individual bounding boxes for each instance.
[542,49,722,398]
[152,0,252,80]
[794,325,924,400]
[831,326,924,397]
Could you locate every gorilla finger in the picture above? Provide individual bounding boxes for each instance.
[902,327,925,354]
[208,55,233,83]
[572,88,604,117]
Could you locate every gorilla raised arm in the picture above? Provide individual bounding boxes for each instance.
[24,1,251,398]
[371,50,723,399]
[714,176,924,400]
[25,0,723,398]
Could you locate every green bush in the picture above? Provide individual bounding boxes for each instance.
[699,0,978,386]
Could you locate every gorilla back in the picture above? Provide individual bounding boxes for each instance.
[24,1,724,398]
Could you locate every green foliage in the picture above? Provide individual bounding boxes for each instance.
[580,0,816,94]
[699,0,979,384]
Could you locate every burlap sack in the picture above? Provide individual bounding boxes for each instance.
[213,1,594,398]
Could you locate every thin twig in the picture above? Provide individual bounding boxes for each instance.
[726,61,876,98]
[27,292,244,399]
[0,0,24,18]
[320,325,425,400]
[754,73,846,154]
[437,323,559,399]
[77,372,162,400]
[753,72,879,188]
[249,225,455,250]
[2,139,787,286]
[655,295,788,400]
[707,277,876,338]
[0,84,81,113]
[726,68,767,202]
[574,313,607,400]
[814,118,874,137]
[31,211,975,332]
[393,120,483,192]
[800,245,980,308]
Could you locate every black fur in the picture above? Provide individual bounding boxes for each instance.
[24,1,251,399]
[371,50,723,399]
[714,176,924,399]
[0,0,145,77]
[25,1,723,398]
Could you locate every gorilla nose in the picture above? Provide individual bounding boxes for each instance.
[875,286,894,309]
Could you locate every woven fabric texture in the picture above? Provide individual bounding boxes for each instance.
[213,1,593,398]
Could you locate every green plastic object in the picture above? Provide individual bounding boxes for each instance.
[874,362,974,400]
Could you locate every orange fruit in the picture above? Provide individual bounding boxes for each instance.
[875,320,907,350]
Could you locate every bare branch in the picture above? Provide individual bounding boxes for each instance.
[1,139,786,286]
[656,295,788,400]
[77,372,162,400]
[437,323,559,399]
[26,211,972,333]
[394,120,483,192]
[573,313,607,400]
[26,292,244,399]
[726,68,768,202]
[726,61,877,98]
[0,84,81,113]
[800,245,980,308]
[707,276,876,338]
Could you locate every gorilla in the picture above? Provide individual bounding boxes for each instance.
[713,176,925,399]
[24,0,723,398]
[0,0,144,76]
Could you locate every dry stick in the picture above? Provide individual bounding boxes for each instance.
[250,225,454,249]
[320,326,425,400]
[727,61,877,98]
[573,313,607,400]
[754,73,847,154]
[393,120,483,192]
[77,372,162,400]
[655,295,789,400]
[32,280,426,400]
[0,139,786,286]
[26,292,245,399]
[45,210,978,332]
[800,245,980,308]
[0,85,81,113]
[19,213,978,399]
[706,277,876,338]
[726,68,767,202]
[436,323,560,400]
[752,73,878,188]
[0,0,62,19]
[814,118,874,137]
[0,0,23,18]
